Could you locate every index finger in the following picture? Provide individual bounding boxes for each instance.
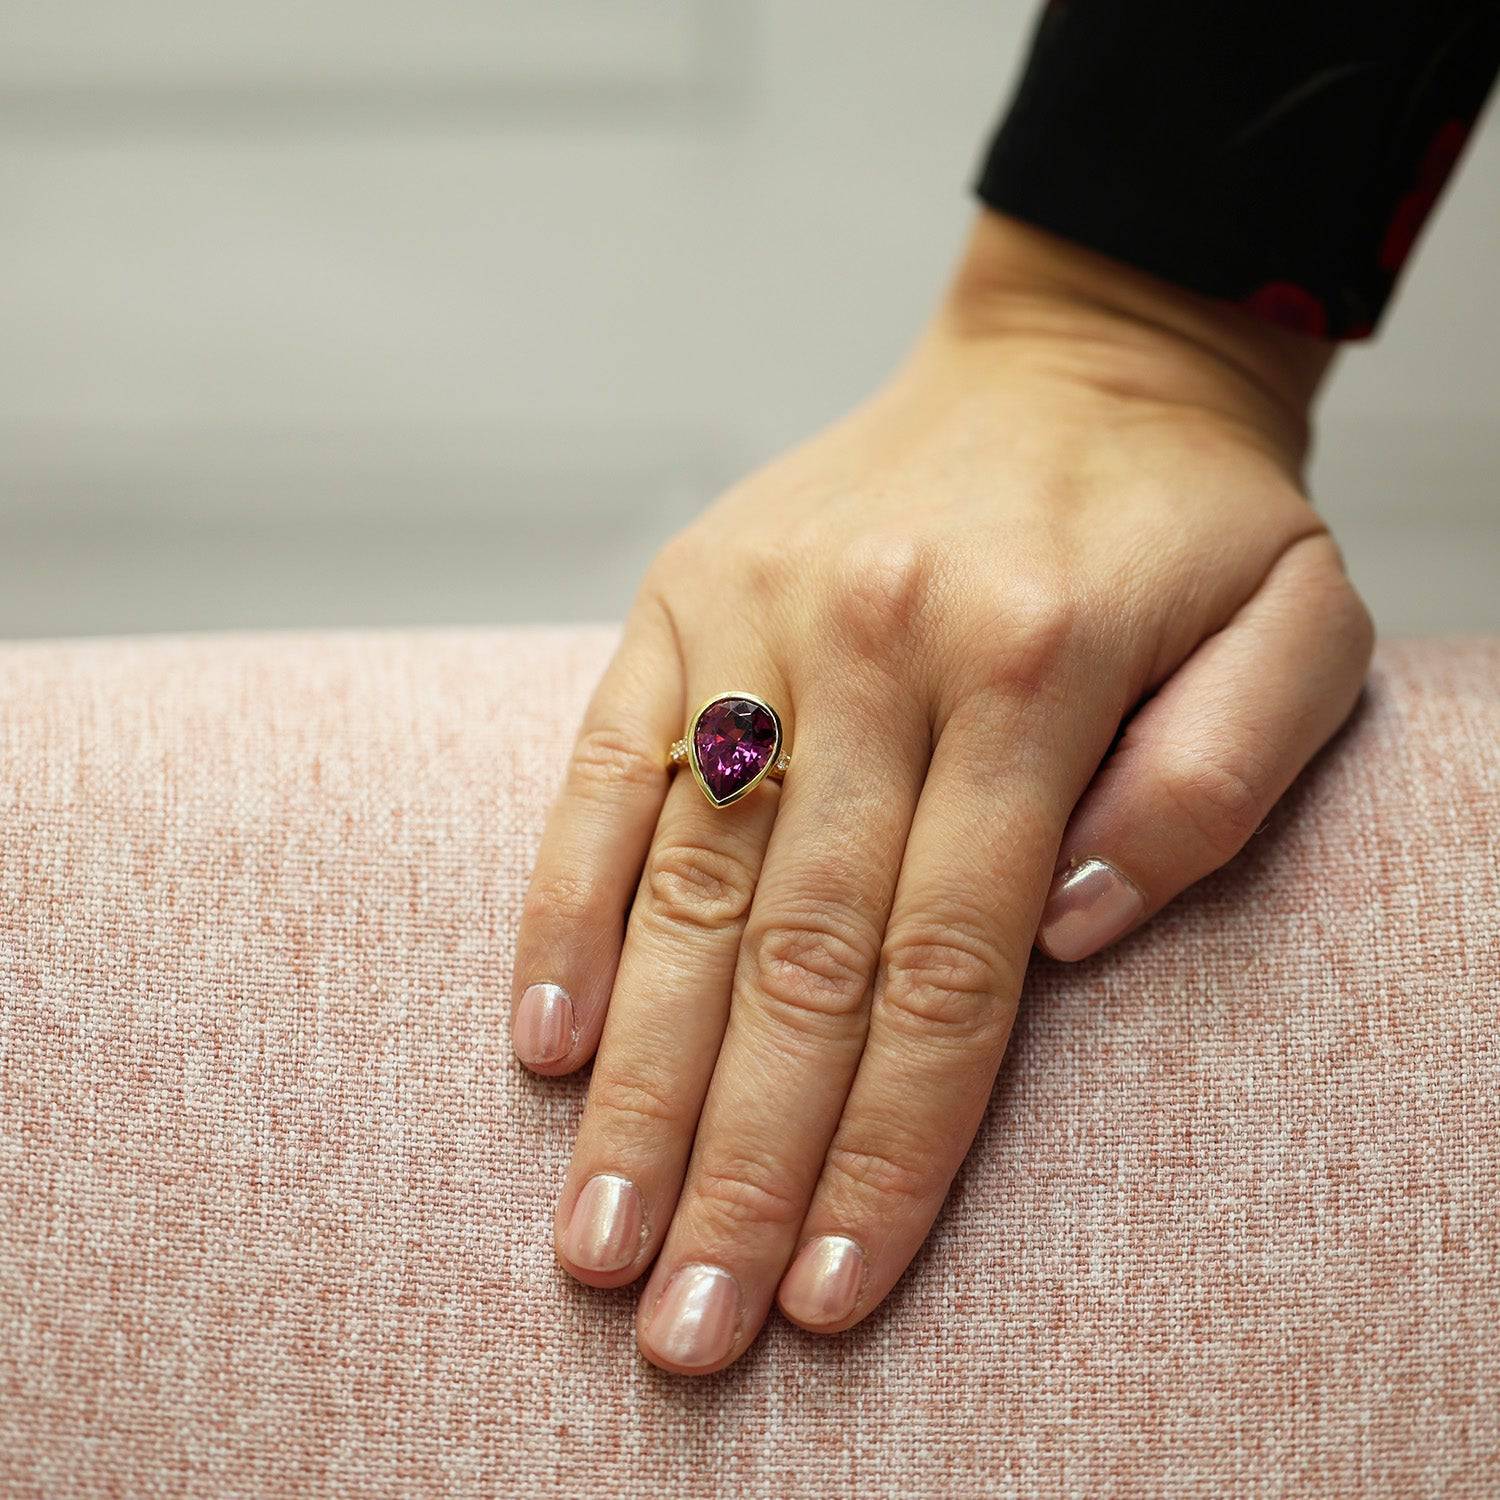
[511,596,683,1072]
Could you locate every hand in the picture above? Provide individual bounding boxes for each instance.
[511,210,1373,1373]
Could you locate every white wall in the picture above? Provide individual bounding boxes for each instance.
[2,1,1496,639]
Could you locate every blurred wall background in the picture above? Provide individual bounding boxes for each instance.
[2,0,1496,641]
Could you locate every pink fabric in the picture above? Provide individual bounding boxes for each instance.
[1,628,1496,1497]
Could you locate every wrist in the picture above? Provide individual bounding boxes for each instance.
[932,210,1336,466]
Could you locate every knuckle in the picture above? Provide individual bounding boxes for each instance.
[568,724,664,798]
[643,527,699,584]
[1287,534,1375,670]
[525,869,610,928]
[740,538,794,599]
[587,1069,692,1132]
[824,534,935,667]
[646,839,758,933]
[748,912,880,1034]
[987,584,1083,696]
[876,915,1013,1042]
[716,532,799,605]
[1161,744,1268,861]
[824,1138,930,1204]
[693,1153,805,1230]
[1347,589,1377,664]
[953,574,1087,713]
[1327,574,1376,665]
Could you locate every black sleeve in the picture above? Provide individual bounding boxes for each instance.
[974,0,1500,339]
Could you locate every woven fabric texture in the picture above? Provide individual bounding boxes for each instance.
[0,628,1496,1498]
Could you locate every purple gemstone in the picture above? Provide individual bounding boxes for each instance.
[692,696,778,804]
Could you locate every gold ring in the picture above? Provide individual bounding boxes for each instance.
[667,691,790,807]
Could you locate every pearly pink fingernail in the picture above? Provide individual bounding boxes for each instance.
[562,1174,644,1273]
[513,982,574,1066]
[779,1235,864,1326]
[643,1263,739,1369]
[1038,857,1146,962]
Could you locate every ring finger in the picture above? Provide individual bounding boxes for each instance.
[553,656,790,1287]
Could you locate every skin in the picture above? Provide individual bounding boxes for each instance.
[512,209,1374,1374]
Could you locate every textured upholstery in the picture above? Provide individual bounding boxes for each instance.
[1,628,1496,1498]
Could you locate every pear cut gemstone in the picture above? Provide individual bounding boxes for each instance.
[692,697,779,804]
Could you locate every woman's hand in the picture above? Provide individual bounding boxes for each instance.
[510,210,1373,1374]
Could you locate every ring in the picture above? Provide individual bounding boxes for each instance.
[667,691,791,807]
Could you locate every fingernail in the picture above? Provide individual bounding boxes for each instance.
[562,1174,644,1273]
[779,1235,864,1326]
[1038,857,1146,962]
[643,1263,739,1369]
[513,982,574,1066]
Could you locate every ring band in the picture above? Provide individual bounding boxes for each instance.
[667,691,790,807]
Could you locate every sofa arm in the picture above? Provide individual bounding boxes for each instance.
[1,629,1496,1497]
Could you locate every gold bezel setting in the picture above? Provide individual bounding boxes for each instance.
[678,690,786,808]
